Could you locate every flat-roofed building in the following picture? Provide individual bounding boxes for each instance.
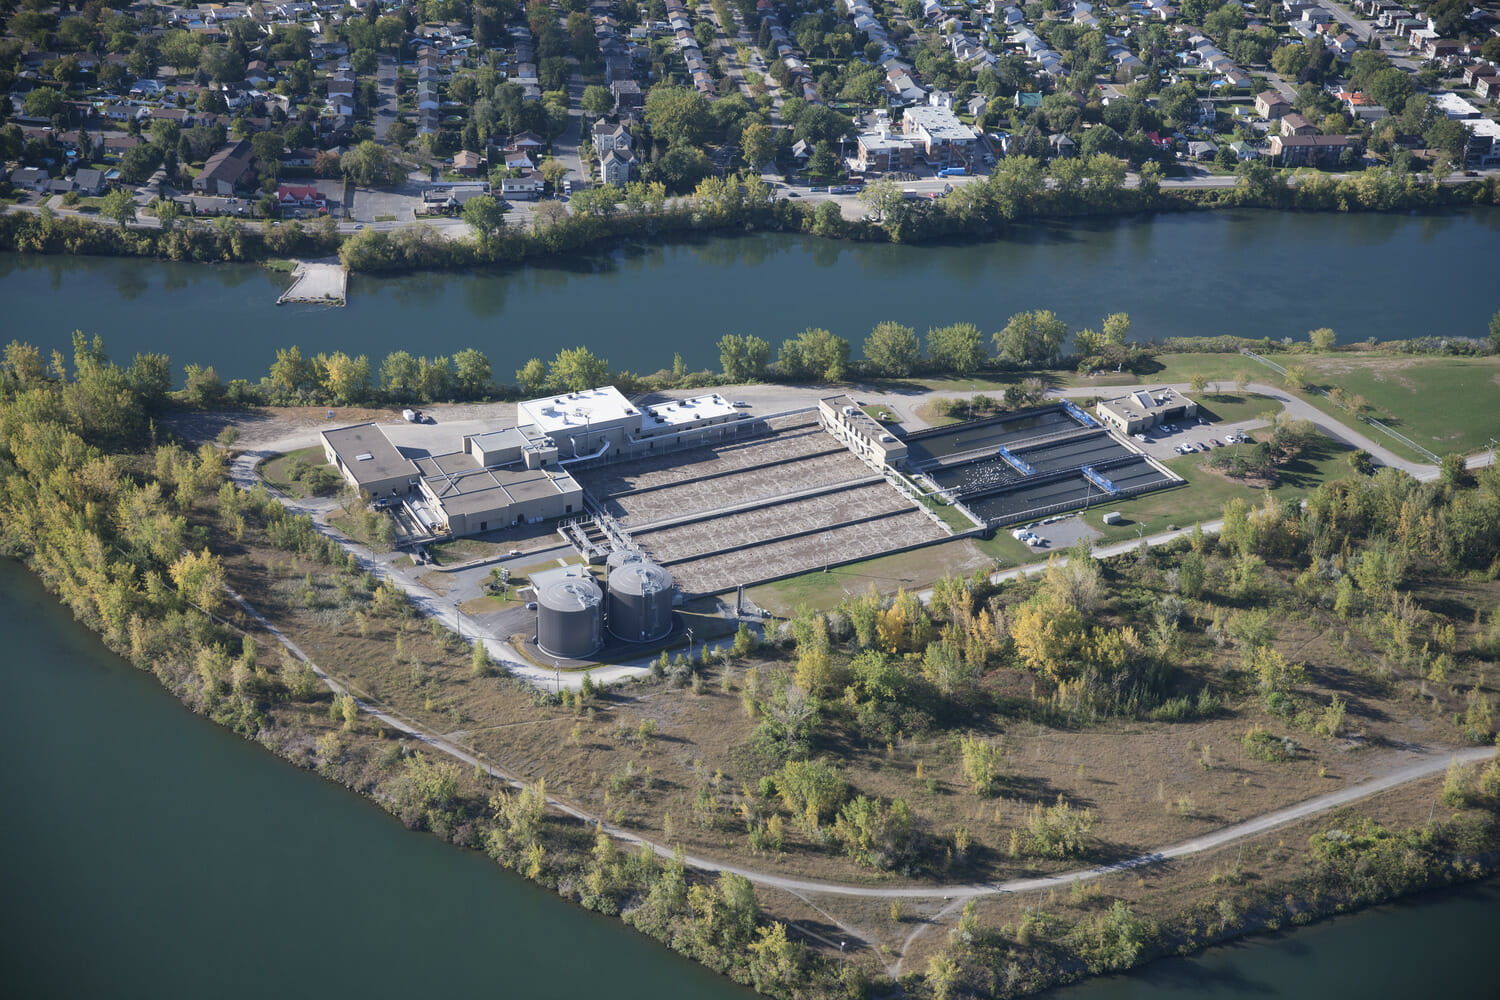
[518,385,644,458]
[856,127,917,171]
[819,395,909,470]
[518,386,744,459]
[412,450,583,536]
[321,422,420,497]
[1095,388,1198,434]
[900,105,977,167]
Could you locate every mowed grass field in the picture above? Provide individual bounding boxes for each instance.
[1301,354,1500,456]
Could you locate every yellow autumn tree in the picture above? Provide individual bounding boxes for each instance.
[169,547,225,615]
[1010,599,1085,683]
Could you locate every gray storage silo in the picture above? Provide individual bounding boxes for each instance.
[536,576,604,659]
[605,547,644,582]
[607,561,675,643]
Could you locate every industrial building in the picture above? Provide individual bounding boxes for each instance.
[1095,389,1198,435]
[818,395,908,470]
[516,386,744,460]
[319,386,750,541]
[320,421,583,538]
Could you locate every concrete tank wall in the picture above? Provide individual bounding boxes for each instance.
[537,577,604,659]
[607,561,675,643]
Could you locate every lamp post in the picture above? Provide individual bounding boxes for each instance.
[685,627,694,664]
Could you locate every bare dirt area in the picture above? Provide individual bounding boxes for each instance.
[166,400,528,453]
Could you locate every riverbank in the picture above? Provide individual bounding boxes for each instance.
[4,167,1496,277]
[10,554,1498,1000]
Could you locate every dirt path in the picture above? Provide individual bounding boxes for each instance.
[220,574,1499,974]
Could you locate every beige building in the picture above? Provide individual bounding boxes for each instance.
[321,420,581,538]
[819,395,908,470]
[321,423,420,498]
[1095,389,1198,434]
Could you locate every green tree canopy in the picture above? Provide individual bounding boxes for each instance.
[340,140,403,187]
[994,309,1069,366]
[548,347,609,392]
[925,323,986,373]
[862,321,920,377]
[778,328,850,382]
[644,84,711,147]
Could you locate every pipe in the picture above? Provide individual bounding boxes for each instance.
[560,437,610,465]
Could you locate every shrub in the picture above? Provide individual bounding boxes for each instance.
[1023,795,1094,858]
[959,734,1003,797]
[1243,725,1300,762]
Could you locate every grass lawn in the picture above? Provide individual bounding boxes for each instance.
[258,445,336,497]
[748,538,992,614]
[1300,353,1500,457]
[427,537,503,565]
[1079,431,1355,545]
[1194,391,1283,426]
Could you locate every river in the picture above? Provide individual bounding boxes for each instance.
[3,556,1497,999]
[4,208,1498,383]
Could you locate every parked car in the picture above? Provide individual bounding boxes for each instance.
[1208,438,1222,447]
[525,601,537,610]
[732,400,751,408]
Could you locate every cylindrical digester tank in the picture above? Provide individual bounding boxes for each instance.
[607,561,675,643]
[605,547,644,582]
[536,576,604,659]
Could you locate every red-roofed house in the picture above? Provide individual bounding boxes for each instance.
[277,184,327,211]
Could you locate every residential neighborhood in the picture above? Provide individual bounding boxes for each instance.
[3,0,1500,232]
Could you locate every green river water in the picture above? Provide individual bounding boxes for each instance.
[3,208,1498,383]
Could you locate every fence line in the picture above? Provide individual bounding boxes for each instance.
[1239,350,1439,465]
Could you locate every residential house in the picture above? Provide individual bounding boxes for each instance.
[10,167,49,191]
[592,121,632,154]
[1048,132,1077,157]
[452,150,482,174]
[610,79,643,113]
[72,168,106,196]
[500,169,545,200]
[193,139,256,195]
[1255,90,1291,119]
[501,150,536,172]
[1186,139,1218,160]
[508,131,547,153]
[599,147,636,186]
[1476,76,1500,103]
[280,147,320,169]
[1327,33,1358,60]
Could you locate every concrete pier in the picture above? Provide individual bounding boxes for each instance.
[277,259,347,305]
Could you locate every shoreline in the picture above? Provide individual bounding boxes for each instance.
[3,172,1494,277]
[8,537,1499,997]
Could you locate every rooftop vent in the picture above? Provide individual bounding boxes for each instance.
[355,453,374,461]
